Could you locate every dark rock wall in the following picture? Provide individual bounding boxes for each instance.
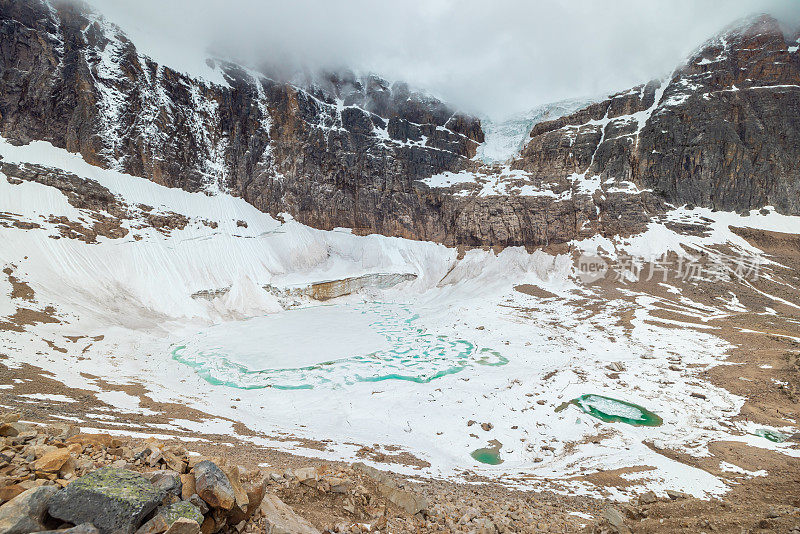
[514,15,800,218]
[637,16,800,214]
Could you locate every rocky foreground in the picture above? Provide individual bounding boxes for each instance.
[0,412,429,534]
[2,412,799,534]
[0,413,600,534]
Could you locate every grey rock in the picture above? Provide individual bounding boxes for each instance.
[187,494,209,515]
[135,501,203,534]
[472,517,495,533]
[602,507,631,534]
[39,524,100,534]
[164,518,199,534]
[192,461,234,510]
[352,462,427,515]
[638,491,657,504]
[381,484,428,516]
[0,486,58,534]
[259,494,320,534]
[47,467,165,534]
[46,424,80,440]
[161,501,204,526]
[147,471,183,498]
[665,489,687,500]
[0,422,32,438]
[0,2,797,251]
[325,477,352,494]
[459,507,479,524]
[0,0,485,246]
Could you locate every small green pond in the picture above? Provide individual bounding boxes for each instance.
[471,440,503,465]
[558,394,663,427]
[753,428,788,443]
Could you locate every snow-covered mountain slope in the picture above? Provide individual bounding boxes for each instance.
[2,136,800,498]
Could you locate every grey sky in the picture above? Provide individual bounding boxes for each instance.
[84,0,800,119]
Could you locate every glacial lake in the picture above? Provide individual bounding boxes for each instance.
[171,302,507,389]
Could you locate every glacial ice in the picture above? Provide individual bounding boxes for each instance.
[171,302,507,389]
[476,97,596,163]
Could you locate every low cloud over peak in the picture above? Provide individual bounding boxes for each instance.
[83,0,800,118]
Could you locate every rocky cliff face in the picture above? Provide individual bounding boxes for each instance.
[1,2,798,248]
[638,16,800,214]
[0,0,485,242]
[508,15,800,219]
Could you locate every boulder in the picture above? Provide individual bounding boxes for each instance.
[187,494,208,515]
[0,413,21,423]
[48,467,165,534]
[326,477,352,494]
[638,491,657,505]
[205,509,227,534]
[352,462,427,515]
[148,471,183,498]
[161,452,187,474]
[0,484,28,502]
[161,501,204,526]
[292,467,320,484]
[133,514,168,534]
[243,478,267,521]
[46,423,80,440]
[602,507,631,534]
[33,448,72,473]
[380,485,427,516]
[459,507,479,524]
[39,524,100,534]
[147,448,163,468]
[59,457,77,479]
[192,461,234,510]
[179,474,196,500]
[135,501,203,534]
[220,465,248,523]
[164,518,200,534]
[66,434,115,448]
[186,456,206,470]
[0,485,59,534]
[259,494,320,534]
[0,422,31,437]
[665,489,687,500]
[227,476,264,525]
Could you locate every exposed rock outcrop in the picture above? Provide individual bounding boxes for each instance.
[637,15,800,214]
[0,0,484,243]
[511,15,800,218]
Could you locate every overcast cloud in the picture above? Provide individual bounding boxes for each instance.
[84,0,800,118]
